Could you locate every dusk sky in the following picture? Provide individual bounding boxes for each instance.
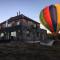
[0,0,59,32]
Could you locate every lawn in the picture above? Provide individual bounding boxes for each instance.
[0,42,59,60]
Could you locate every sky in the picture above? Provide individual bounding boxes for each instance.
[0,0,59,33]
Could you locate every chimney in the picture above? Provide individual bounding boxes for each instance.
[19,11,20,15]
[17,12,18,16]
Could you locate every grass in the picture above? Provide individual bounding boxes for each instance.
[0,42,60,60]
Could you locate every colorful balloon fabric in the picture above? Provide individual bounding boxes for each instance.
[40,4,60,33]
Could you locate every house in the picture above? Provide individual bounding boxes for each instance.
[0,12,48,43]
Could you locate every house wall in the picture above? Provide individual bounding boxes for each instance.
[0,25,47,43]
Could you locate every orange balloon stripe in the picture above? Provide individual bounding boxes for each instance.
[55,4,60,31]
[43,7,54,32]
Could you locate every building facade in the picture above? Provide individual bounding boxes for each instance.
[0,14,47,43]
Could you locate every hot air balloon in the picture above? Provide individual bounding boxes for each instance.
[40,4,60,35]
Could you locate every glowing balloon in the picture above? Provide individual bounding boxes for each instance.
[40,4,60,33]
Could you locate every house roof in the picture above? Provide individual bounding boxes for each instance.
[0,14,40,25]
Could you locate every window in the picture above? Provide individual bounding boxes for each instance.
[3,23,6,28]
[42,35,44,40]
[0,33,4,37]
[36,24,40,28]
[37,32,39,37]
[16,21,20,25]
[0,26,1,29]
[33,24,36,28]
[8,23,12,27]
[28,21,33,26]
[11,21,16,26]
[11,31,16,37]
[26,31,29,34]
[6,21,8,27]
[22,19,27,25]
[18,30,20,32]
[26,30,30,36]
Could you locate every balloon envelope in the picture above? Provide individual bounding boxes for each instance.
[40,4,60,33]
